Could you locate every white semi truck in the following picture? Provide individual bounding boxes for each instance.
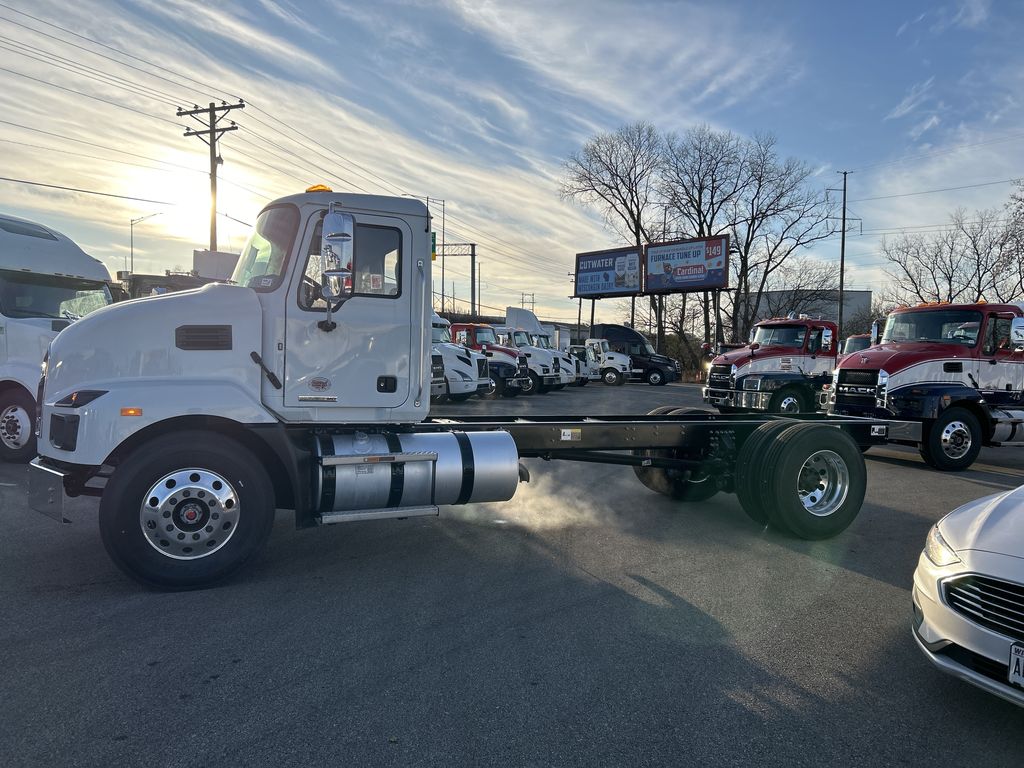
[492,323,560,394]
[430,312,489,402]
[1,213,112,461]
[505,307,576,389]
[585,338,632,386]
[29,189,890,588]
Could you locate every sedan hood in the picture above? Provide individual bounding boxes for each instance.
[940,484,1024,561]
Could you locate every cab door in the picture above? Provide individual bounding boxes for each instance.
[978,313,1024,396]
[283,209,416,414]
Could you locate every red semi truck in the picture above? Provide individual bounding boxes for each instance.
[703,315,839,414]
[450,322,531,398]
[828,301,1024,471]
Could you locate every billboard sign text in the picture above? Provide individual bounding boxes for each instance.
[573,247,642,298]
[644,236,729,294]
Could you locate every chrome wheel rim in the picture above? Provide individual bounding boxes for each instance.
[140,468,240,560]
[650,372,663,385]
[0,404,31,450]
[778,395,801,413]
[796,450,849,517]
[940,421,972,459]
[603,371,617,385]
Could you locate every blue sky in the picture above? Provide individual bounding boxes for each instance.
[0,0,1020,321]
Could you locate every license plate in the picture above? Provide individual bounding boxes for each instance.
[1009,644,1024,688]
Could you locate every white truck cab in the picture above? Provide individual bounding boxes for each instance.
[430,312,489,401]
[0,213,112,461]
[569,344,600,383]
[585,338,631,386]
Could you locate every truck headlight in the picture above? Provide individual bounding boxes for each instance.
[924,524,960,567]
[743,376,762,391]
[876,369,889,407]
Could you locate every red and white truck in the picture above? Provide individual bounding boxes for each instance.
[703,315,838,414]
[27,189,891,588]
[828,301,1024,470]
[450,321,531,398]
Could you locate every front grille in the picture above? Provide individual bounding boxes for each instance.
[945,574,1024,642]
[708,364,732,388]
[431,354,444,383]
[937,643,1012,687]
[835,368,879,409]
[477,358,488,378]
[517,356,529,375]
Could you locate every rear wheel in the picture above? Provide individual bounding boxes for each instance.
[99,432,275,589]
[734,421,793,524]
[0,389,36,463]
[632,407,720,502]
[757,424,866,539]
[919,407,982,471]
[602,369,623,386]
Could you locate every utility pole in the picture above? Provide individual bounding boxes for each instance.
[177,100,244,252]
[477,262,482,317]
[520,293,535,312]
[838,170,848,339]
[470,243,477,317]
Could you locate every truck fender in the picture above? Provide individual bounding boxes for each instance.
[41,380,277,467]
[0,361,46,404]
[887,383,988,427]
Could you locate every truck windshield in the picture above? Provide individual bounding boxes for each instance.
[431,323,451,343]
[476,327,497,345]
[513,331,531,347]
[533,335,553,349]
[753,324,806,348]
[882,309,983,345]
[231,205,299,291]
[842,336,870,354]
[0,271,111,320]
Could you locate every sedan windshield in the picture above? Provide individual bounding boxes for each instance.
[882,310,982,345]
[0,271,111,320]
[753,324,806,348]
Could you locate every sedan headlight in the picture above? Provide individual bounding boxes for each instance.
[924,524,961,566]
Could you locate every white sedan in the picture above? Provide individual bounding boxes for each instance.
[913,483,1024,707]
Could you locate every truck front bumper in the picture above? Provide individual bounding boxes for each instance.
[507,376,531,390]
[28,457,68,523]
[703,386,735,408]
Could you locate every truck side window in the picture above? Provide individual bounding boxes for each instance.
[808,329,822,353]
[298,219,402,311]
[985,315,1013,354]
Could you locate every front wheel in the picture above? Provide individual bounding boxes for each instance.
[99,431,275,589]
[646,369,664,386]
[919,407,982,471]
[602,369,623,386]
[0,389,36,463]
[519,371,539,396]
[768,387,807,414]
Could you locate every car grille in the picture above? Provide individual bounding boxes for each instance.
[945,574,1024,642]
[834,368,879,410]
[708,364,732,388]
[936,643,1012,687]
[477,358,488,379]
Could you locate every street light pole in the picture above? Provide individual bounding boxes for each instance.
[130,212,162,273]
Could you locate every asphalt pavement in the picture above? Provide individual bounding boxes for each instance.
[2,381,1023,767]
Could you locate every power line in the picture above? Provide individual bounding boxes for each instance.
[852,130,1024,172]
[850,178,1018,203]
[0,175,174,204]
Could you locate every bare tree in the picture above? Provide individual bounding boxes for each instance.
[758,257,841,318]
[844,297,893,336]
[727,135,837,340]
[561,122,666,344]
[881,205,1023,304]
[660,125,746,346]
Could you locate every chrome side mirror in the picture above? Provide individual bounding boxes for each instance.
[319,208,355,332]
[871,320,882,346]
[1011,317,1024,351]
[821,327,834,352]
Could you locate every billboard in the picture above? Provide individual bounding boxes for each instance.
[573,246,642,298]
[644,236,729,294]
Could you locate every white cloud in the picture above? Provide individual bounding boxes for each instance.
[909,114,940,139]
[885,77,935,121]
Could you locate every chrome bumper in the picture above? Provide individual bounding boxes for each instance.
[28,457,68,523]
